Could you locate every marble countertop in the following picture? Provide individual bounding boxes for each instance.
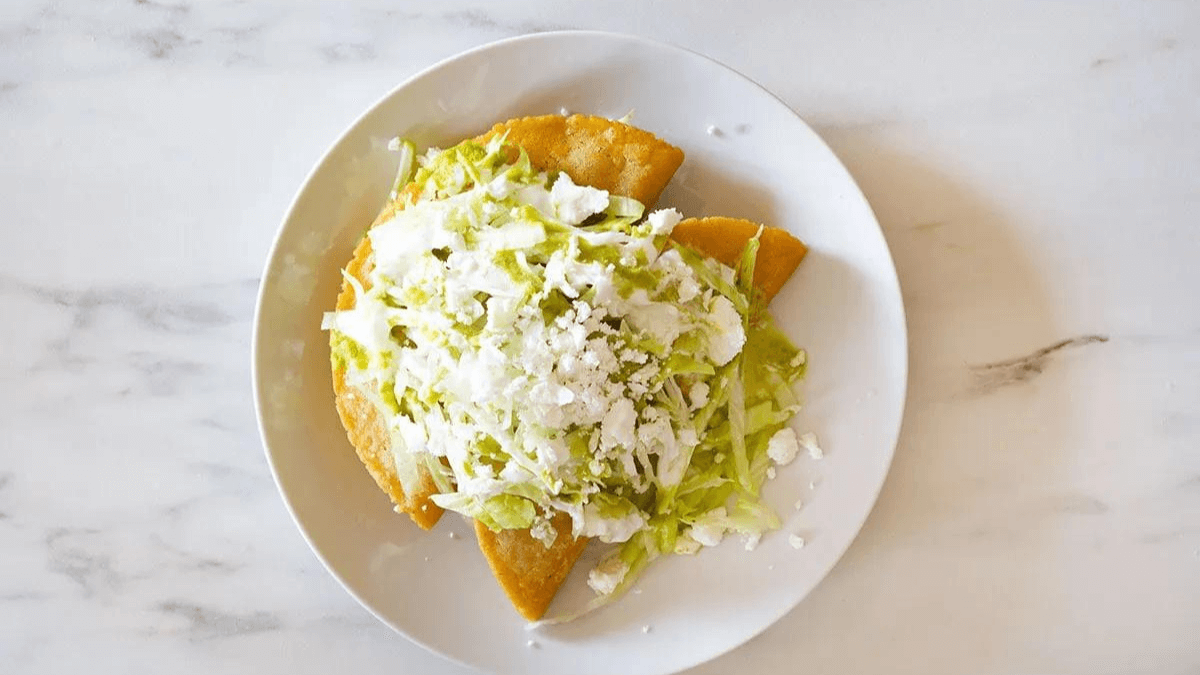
[3,2,1198,673]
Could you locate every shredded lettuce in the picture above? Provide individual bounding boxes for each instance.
[388,138,417,200]
[323,134,808,624]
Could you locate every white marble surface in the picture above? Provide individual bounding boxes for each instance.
[2,2,1198,673]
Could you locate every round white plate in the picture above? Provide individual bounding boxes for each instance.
[254,31,906,675]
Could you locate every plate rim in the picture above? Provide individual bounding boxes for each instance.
[252,29,908,675]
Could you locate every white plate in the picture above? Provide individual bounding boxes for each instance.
[253,31,906,675]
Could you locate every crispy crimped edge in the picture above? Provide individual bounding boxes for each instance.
[671,216,809,303]
[474,513,591,621]
[476,114,685,208]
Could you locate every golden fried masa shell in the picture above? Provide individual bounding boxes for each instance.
[477,114,684,208]
[331,184,443,531]
[474,512,591,621]
[670,216,808,304]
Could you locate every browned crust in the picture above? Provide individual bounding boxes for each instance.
[474,512,591,621]
[670,216,808,304]
[477,114,685,208]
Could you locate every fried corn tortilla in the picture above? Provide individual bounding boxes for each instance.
[475,512,591,621]
[670,216,808,304]
[478,114,685,208]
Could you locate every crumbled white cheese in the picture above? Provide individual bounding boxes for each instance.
[744,532,762,551]
[515,184,555,218]
[690,523,726,547]
[688,507,729,547]
[550,172,609,225]
[485,173,516,199]
[788,534,806,549]
[766,466,777,480]
[642,624,652,634]
[799,432,824,459]
[579,500,646,543]
[601,398,637,451]
[688,381,710,411]
[705,296,746,366]
[647,208,682,236]
[588,556,630,595]
[767,428,800,466]
[793,499,803,511]
[652,248,699,302]
[620,348,649,364]
[791,350,807,368]
[530,516,558,548]
[626,302,684,350]
[674,531,703,555]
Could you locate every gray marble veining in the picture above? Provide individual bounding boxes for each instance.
[2,1,1198,674]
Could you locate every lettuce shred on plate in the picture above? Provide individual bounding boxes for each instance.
[321,134,807,618]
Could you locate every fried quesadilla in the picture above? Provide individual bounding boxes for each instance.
[323,114,809,621]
